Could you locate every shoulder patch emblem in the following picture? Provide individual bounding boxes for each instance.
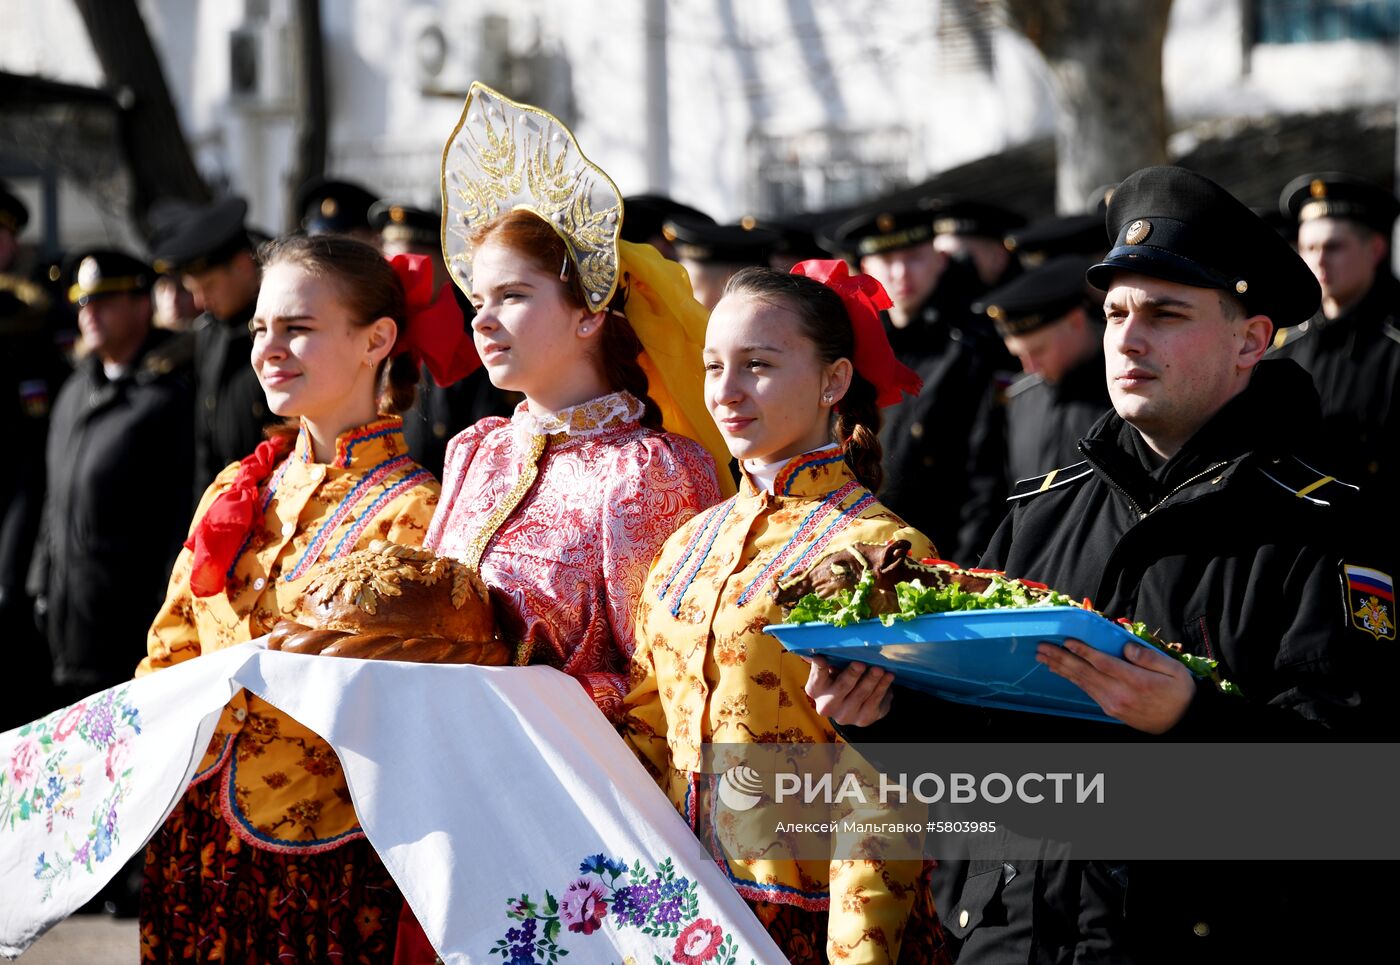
[1344,564,1395,641]
[1008,461,1092,501]
[18,379,49,418]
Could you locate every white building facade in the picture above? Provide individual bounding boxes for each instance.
[1,0,1397,249]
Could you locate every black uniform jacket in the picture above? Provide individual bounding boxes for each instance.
[0,293,70,726]
[1270,270,1400,543]
[840,359,1392,963]
[1003,349,1111,488]
[402,365,517,479]
[193,305,279,496]
[879,262,1008,564]
[31,329,194,689]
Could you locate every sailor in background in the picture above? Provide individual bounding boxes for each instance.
[152,197,278,496]
[1272,172,1400,546]
[978,255,1111,486]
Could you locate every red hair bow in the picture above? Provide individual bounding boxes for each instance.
[388,253,481,388]
[790,259,922,408]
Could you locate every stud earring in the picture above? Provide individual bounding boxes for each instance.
[822,393,833,404]
[580,324,591,335]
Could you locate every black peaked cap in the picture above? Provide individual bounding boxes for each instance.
[1087,166,1320,328]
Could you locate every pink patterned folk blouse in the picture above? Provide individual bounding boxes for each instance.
[425,391,722,720]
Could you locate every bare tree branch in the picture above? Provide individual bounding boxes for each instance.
[73,0,208,223]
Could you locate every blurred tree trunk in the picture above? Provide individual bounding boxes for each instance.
[73,0,208,222]
[998,0,1173,213]
[287,0,327,231]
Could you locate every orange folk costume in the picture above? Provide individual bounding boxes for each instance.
[137,416,439,962]
[624,261,949,964]
[624,451,945,964]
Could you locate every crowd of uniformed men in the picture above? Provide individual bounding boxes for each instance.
[0,161,1396,955]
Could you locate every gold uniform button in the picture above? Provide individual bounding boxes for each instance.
[433,420,447,439]
[910,423,925,439]
[958,909,970,928]
[1192,921,1210,938]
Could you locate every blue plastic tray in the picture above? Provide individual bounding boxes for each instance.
[766,606,1141,722]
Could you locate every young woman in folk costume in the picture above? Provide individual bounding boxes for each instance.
[624,264,952,964]
[137,234,478,962]
[391,84,730,962]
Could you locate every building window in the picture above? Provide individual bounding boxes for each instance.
[1254,0,1400,43]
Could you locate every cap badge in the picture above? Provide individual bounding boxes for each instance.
[1235,280,1248,294]
[985,305,1004,320]
[1125,219,1151,245]
[739,215,757,230]
[390,205,405,223]
[321,198,338,217]
[876,213,895,234]
[76,256,102,291]
[1309,179,1327,198]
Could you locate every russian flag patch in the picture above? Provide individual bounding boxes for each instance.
[1344,564,1395,641]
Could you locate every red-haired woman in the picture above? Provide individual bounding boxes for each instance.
[392,82,730,963]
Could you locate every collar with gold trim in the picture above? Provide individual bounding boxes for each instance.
[742,447,857,500]
[292,415,410,469]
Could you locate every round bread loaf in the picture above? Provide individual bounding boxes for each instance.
[266,541,509,666]
[293,540,495,643]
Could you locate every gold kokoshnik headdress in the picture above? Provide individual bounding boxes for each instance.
[441,82,735,495]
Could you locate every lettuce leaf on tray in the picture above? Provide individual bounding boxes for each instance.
[783,568,1240,695]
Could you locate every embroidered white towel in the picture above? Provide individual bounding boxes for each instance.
[0,648,783,964]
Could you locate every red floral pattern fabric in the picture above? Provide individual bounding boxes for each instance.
[139,778,400,964]
[425,392,722,720]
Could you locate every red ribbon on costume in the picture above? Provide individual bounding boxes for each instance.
[183,436,294,598]
[387,253,482,388]
[790,259,922,407]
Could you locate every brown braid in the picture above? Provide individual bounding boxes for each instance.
[831,373,883,492]
[599,297,664,430]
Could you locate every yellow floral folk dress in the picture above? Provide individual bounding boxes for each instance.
[624,449,950,965]
[136,416,439,964]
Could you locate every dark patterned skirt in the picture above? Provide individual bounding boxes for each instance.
[139,778,401,963]
[745,885,950,965]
